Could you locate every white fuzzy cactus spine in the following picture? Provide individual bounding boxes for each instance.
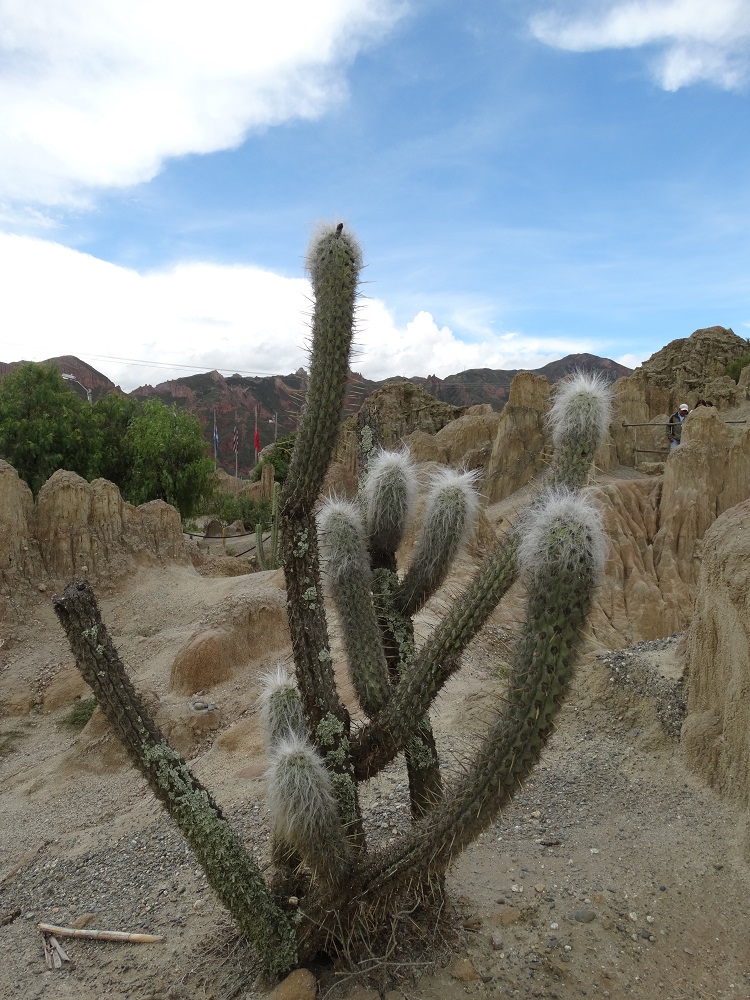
[398,468,481,615]
[260,665,306,745]
[265,734,350,886]
[318,499,370,582]
[317,497,391,715]
[547,372,613,489]
[363,449,419,559]
[517,488,608,583]
[548,372,613,449]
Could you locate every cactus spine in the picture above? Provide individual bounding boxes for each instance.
[55,222,612,978]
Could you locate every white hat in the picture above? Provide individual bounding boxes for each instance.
[679,403,689,412]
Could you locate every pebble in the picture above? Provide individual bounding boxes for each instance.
[568,908,596,923]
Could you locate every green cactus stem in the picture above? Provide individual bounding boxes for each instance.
[370,568,442,818]
[266,734,352,891]
[363,450,418,571]
[296,491,606,953]
[53,580,297,979]
[548,372,613,490]
[351,531,519,781]
[318,499,391,717]
[260,664,307,744]
[256,481,281,571]
[278,223,364,838]
[396,467,480,616]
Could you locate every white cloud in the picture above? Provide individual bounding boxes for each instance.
[616,352,645,369]
[0,0,403,206]
[0,234,593,390]
[531,0,750,90]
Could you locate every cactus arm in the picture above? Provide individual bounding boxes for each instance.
[395,468,480,616]
[318,499,391,717]
[255,483,281,572]
[362,450,418,572]
[371,568,442,816]
[279,223,362,726]
[269,482,280,565]
[256,522,268,570]
[266,735,352,892]
[548,372,612,490]
[53,580,297,979]
[281,224,362,518]
[278,223,364,837]
[352,532,519,779]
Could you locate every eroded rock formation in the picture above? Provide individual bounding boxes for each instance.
[589,407,750,646]
[0,462,188,594]
[681,498,750,859]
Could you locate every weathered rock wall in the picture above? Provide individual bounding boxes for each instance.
[0,462,188,595]
[681,498,750,858]
[610,326,749,466]
[589,408,750,646]
[484,372,552,503]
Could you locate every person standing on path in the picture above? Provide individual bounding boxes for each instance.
[667,402,690,450]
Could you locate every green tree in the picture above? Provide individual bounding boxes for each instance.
[0,363,90,493]
[88,393,140,484]
[124,398,214,516]
[252,432,295,483]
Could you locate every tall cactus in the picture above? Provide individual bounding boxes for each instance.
[54,221,611,978]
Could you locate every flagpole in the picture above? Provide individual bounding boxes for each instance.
[235,411,238,480]
[255,405,259,466]
[213,409,218,469]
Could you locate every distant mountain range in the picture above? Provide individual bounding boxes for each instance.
[0,353,632,476]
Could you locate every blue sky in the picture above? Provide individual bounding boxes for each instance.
[0,0,748,391]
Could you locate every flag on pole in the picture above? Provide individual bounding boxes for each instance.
[232,425,238,454]
[213,412,219,460]
[254,424,260,454]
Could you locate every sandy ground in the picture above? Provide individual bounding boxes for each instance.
[1,545,749,1000]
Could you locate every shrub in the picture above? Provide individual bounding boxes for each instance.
[726,354,750,383]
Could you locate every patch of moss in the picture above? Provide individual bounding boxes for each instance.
[62,697,97,729]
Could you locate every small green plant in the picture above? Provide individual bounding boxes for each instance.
[62,697,97,729]
[726,354,750,383]
[201,492,271,530]
[255,482,281,570]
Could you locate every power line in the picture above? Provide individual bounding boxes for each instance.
[75,351,285,379]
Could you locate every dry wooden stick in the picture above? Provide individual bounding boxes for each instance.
[38,922,164,943]
[46,935,71,968]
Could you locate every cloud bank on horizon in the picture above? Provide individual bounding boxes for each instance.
[0,232,598,392]
[0,0,747,389]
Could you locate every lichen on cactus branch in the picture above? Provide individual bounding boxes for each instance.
[54,580,298,978]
